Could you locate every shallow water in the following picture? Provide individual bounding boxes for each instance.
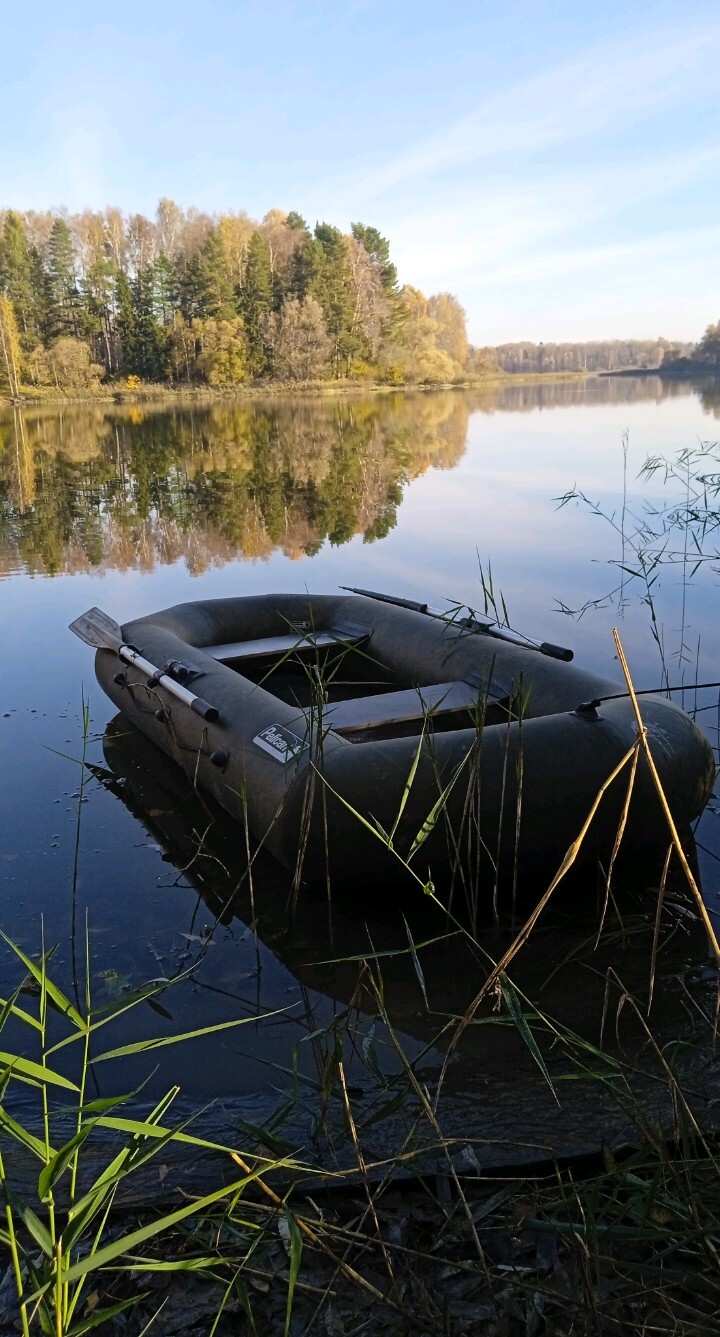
[1,377,719,1159]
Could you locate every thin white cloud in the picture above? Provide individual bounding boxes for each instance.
[383,144,720,288]
[467,230,720,343]
[321,24,720,207]
[470,226,720,289]
[289,20,720,341]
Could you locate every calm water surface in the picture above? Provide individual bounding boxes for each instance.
[1,377,719,1146]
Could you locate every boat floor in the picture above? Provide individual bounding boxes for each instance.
[209,635,512,740]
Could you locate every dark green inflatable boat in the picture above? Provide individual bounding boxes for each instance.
[79,590,715,888]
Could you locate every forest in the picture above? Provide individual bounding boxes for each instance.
[1,200,717,397]
[493,337,694,374]
[0,202,473,395]
[493,325,720,375]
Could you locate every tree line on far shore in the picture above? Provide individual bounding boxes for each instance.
[1,199,717,398]
[0,201,476,396]
[491,323,720,377]
[493,337,693,375]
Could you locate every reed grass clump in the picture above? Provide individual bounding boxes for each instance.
[0,928,317,1335]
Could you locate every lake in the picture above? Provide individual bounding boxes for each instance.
[1,376,719,1164]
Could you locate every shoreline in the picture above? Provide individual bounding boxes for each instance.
[0,369,592,409]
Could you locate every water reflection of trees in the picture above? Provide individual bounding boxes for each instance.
[0,394,469,576]
[471,375,695,414]
[1,378,713,577]
[697,380,720,420]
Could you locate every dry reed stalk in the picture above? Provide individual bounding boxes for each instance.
[595,741,640,946]
[613,628,720,968]
[440,739,641,1074]
[648,843,673,1013]
[229,1153,405,1315]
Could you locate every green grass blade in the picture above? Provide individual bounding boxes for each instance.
[388,722,426,844]
[64,1091,144,1117]
[65,1089,181,1233]
[114,1254,250,1271]
[283,1204,303,1337]
[0,1051,78,1091]
[499,973,558,1103]
[0,1103,53,1160]
[0,932,86,1031]
[91,1010,290,1063]
[45,971,197,1058]
[0,992,42,1035]
[402,916,429,1009]
[407,757,467,862]
[4,1187,53,1257]
[39,1123,96,1200]
[95,1114,252,1157]
[59,1165,286,1283]
[61,1178,123,1256]
[67,1294,149,1334]
[310,765,427,891]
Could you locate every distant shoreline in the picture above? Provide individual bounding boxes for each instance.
[600,362,719,381]
[8,366,719,411]
[1,370,591,409]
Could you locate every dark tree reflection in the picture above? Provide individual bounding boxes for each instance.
[0,394,469,576]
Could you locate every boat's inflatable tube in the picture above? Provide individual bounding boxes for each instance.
[94,594,716,888]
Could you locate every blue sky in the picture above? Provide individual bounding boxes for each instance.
[2,0,718,343]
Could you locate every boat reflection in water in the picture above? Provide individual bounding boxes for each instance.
[98,715,716,1172]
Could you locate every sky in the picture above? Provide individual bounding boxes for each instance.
[1,0,718,345]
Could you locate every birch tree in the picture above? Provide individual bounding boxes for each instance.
[0,294,21,396]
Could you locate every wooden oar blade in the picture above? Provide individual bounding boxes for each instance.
[69,607,123,651]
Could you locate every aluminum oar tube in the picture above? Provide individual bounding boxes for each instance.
[116,644,218,721]
[90,592,716,890]
[69,606,218,721]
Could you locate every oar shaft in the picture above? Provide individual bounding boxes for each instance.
[342,587,573,662]
[119,645,219,722]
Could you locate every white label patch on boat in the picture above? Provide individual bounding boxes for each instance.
[253,724,307,764]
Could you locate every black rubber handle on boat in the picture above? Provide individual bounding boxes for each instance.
[540,642,574,662]
[191,697,219,722]
[344,586,428,614]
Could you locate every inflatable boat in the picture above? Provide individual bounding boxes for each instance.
[74,590,716,890]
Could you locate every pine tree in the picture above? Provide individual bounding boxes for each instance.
[152,253,178,326]
[351,224,398,291]
[285,211,308,232]
[287,219,317,302]
[239,232,273,378]
[310,224,358,376]
[114,269,138,374]
[180,229,235,321]
[83,255,116,372]
[46,219,82,339]
[0,212,42,348]
[132,269,170,380]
